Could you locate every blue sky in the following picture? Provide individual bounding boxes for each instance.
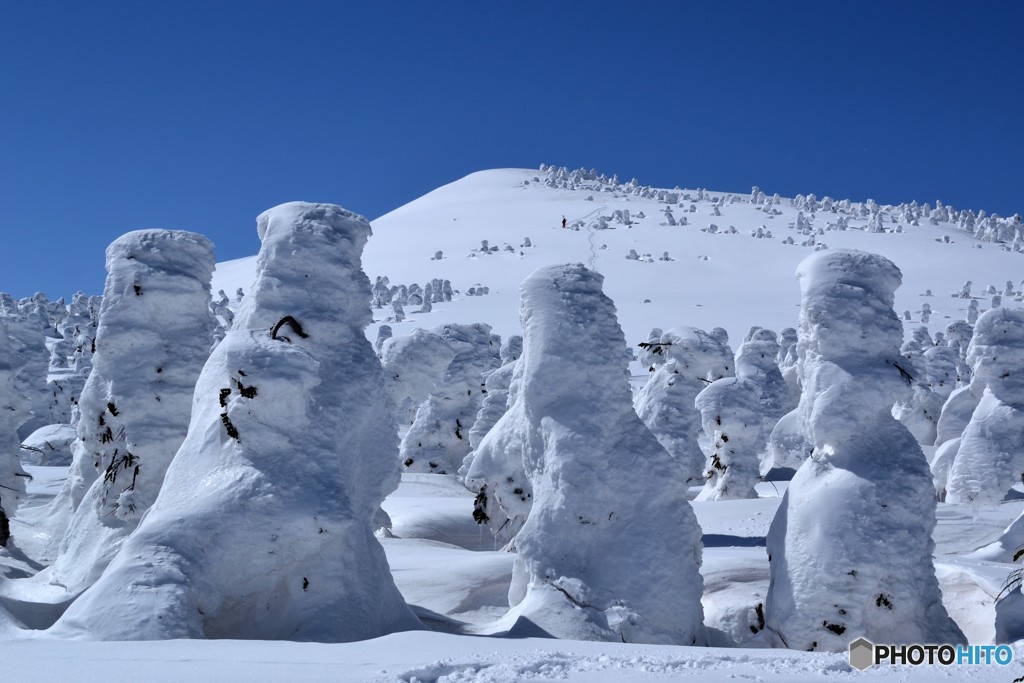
[2,2,1022,297]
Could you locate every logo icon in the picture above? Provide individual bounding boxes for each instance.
[849,637,875,671]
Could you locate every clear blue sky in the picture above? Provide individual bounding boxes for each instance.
[2,2,1022,298]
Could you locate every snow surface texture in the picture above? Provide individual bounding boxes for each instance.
[946,308,1024,505]
[44,230,216,596]
[497,263,706,645]
[52,202,420,641]
[764,249,965,651]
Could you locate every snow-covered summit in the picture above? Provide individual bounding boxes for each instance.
[213,167,1024,363]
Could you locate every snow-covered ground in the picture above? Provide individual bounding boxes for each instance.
[5,166,1024,680]
[6,468,1024,680]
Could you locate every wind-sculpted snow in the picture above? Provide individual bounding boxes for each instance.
[52,202,419,641]
[494,263,705,645]
[765,249,964,651]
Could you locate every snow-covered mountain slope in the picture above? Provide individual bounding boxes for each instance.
[213,167,1024,355]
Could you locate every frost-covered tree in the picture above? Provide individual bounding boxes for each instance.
[483,264,704,645]
[499,334,523,364]
[946,309,1024,505]
[463,335,523,469]
[776,327,800,409]
[373,324,392,356]
[467,361,516,453]
[461,361,523,541]
[637,327,664,370]
[0,317,29,547]
[736,327,790,429]
[764,249,964,651]
[967,299,980,324]
[694,376,763,501]
[399,323,500,474]
[634,328,734,483]
[3,312,51,439]
[379,328,455,425]
[893,328,945,445]
[43,230,216,593]
[52,202,420,641]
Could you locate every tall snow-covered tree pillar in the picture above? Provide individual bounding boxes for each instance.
[764,249,964,651]
[52,202,420,641]
[45,229,216,594]
[0,316,30,548]
[497,263,706,645]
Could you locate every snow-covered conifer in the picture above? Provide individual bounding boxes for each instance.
[399,323,500,474]
[374,324,392,356]
[52,202,419,641]
[946,309,1024,505]
[637,327,664,370]
[776,327,800,408]
[735,328,789,426]
[3,312,50,438]
[764,249,963,651]
[944,320,973,386]
[466,361,516,453]
[893,328,944,445]
[634,328,734,483]
[499,335,522,364]
[45,230,216,594]
[694,376,763,501]
[0,317,29,547]
[482,264,704,644]
[380,328,456,425]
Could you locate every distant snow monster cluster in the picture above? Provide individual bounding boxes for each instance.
[2,166,1024,655]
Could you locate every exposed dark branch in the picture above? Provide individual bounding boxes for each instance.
[271,316,309,342]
